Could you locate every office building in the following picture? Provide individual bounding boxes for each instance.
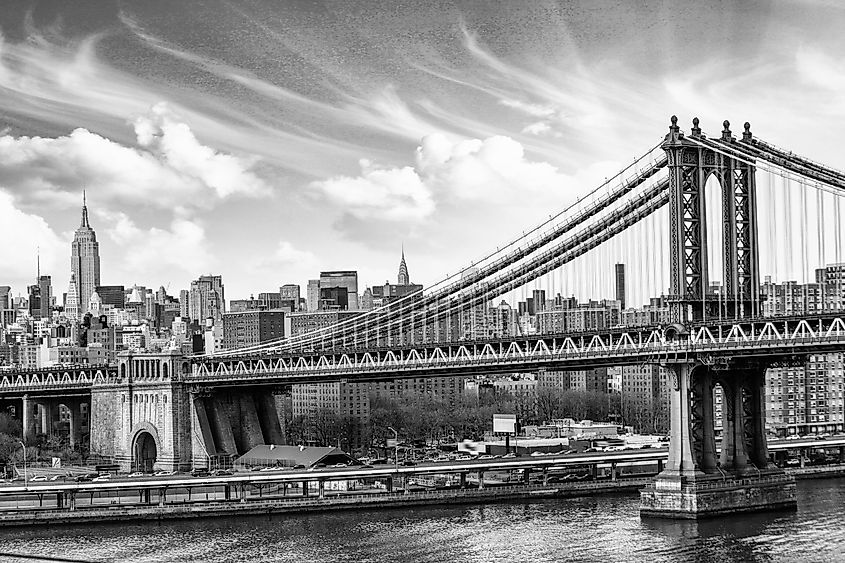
[95,285,125,309]
[189,275,225,324]
[70,192,101,315]
[222,310,286,350]
[319,271,358,310]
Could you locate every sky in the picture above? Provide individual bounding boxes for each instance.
[1,0,845,305]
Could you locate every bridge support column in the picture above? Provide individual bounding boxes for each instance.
[477,471,484,490]
[641,359,796,519]
[22,395,36,443]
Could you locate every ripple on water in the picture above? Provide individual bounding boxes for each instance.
[0,480,843,563]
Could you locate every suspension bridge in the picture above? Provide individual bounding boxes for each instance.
[3,116,845,518]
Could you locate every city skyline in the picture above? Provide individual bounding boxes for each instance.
[2,1,845,301]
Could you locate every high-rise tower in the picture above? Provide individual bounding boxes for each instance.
[398,246,410,286]
[70,191,101,316]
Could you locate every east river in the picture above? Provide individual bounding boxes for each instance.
[0,479,843,562]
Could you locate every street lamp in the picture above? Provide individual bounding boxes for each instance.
[387,426,399,470]
[17,440,27,490]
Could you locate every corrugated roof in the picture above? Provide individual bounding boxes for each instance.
[235,445,354,467]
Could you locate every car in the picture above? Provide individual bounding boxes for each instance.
[154,470,176,477]
[640,444,653,449]
[48,475,61,481]
[502,453,517,459]
[401,460,416,467]
[128,471,146,478]
[330,463,349,468]
[92,474,111,482]
[530,451,546,457]
[260,466,281,472]
[191,469,211,477]
[479,454,496,460]
[30,475,47,482]
[211,469,232,476]
[292,464,307,470]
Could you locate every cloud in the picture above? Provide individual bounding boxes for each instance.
[96,210,212,285]
[0,190,66,289]
[269,241,316,267]
[521,122,556,136]
[309,159,436,222]
[309,132,615,237]
[0,103,269,212]
[416,133,574,204]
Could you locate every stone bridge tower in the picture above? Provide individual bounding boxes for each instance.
[90,351,193,472]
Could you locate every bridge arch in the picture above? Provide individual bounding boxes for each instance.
[130,422,161,473]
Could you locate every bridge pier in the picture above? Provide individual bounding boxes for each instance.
[22,394,37,443]
[641,361,796,519]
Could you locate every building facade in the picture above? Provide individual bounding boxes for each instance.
[70,193,101,316]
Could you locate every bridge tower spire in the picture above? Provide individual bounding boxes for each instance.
[663,116,760,322]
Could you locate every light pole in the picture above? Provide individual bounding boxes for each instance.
[387,426,398,470]
[17,440,27,490]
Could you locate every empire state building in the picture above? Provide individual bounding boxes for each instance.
[70,192,101,316]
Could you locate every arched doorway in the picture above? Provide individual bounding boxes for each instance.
[134,431,157,472]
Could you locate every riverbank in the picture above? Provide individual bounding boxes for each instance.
[0,466,842,528]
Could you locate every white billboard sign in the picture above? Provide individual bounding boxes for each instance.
[493,413,517,434]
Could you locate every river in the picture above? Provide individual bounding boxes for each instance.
[0,479,843,562]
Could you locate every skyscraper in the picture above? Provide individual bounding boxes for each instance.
[70,192,101,316]
[319,271,358,310]
[189,275,225,324]
[398,247,409,286]
[615,263,626,309]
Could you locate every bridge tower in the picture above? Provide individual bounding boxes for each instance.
[89,351,193,472]
[642,117,795,518]
[664,116,760,322]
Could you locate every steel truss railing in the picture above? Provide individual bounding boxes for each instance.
[190,315,845,383]
[0,366,120,392]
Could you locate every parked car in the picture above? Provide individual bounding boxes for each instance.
[190,469,211,477]
[401,460,417,467]
[154,470,176,477]
[30,475,47,482]
[211,469,232,476]
[128,471,146,478]
[92,474,111,482]
[502,453,517,459]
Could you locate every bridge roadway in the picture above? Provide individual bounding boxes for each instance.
[190,314,845,386]
[0,438,840,500]
[0,314,842,394]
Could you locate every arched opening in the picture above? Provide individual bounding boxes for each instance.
[704,172,725,319]
[134,431,157,473]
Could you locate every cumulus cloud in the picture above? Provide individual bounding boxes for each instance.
[0,103,269,212]
[0,190,66,287]
[309,132,606,232]
[95,209,212,284]
[309,159,436,222]
[415,133,572,203]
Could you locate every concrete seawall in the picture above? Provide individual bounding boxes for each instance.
[0,466,841,528]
